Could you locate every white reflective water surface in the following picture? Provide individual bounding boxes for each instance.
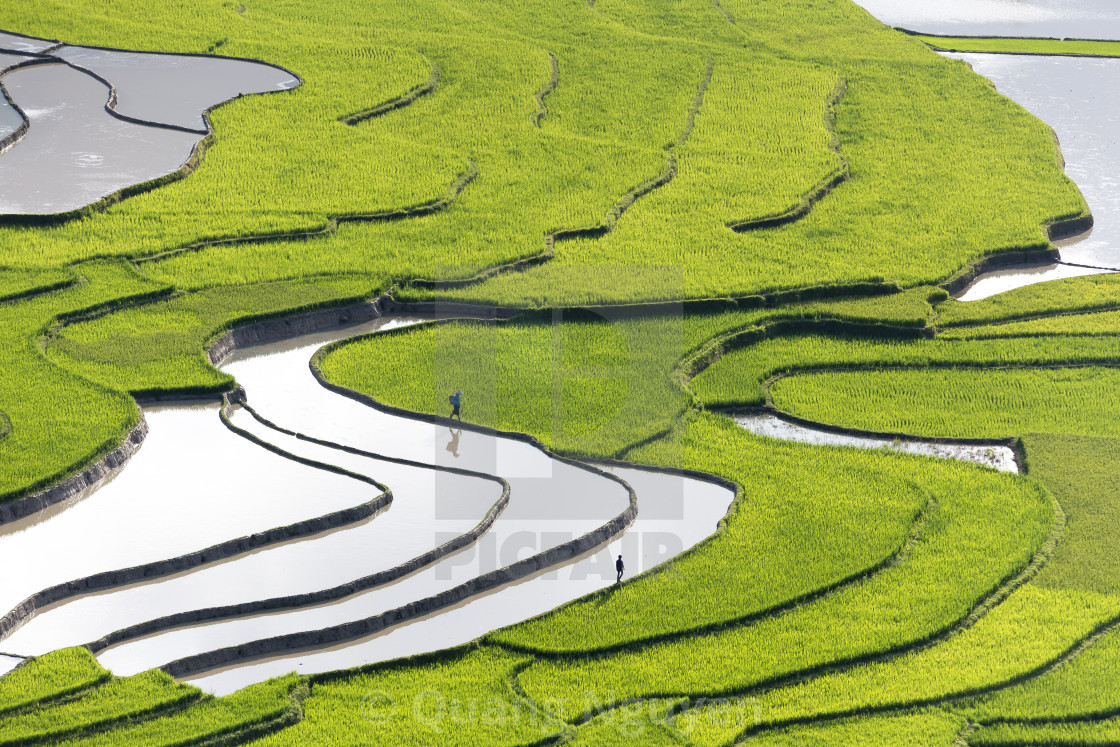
[0,316,733,693]
[0,403,372,627]
[733,412,1019,473]
[853,0,1120,40]
[0,29,298,214]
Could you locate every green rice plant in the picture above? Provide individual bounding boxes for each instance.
[564,698,685,746]
[914,34,1120,58]
[674,585,1120,744]
[937,274,1120,328]
[1025,434,1120,596]
[692,709,966,747]
[0,0,1111,738]
[2,0,1078,307]
[511,413,1053,721]
[0,648,108,715]
[251,648,565,746]
[899,434,1120,724]
[768,367,1120,440]
[54,674,305,747]
[48,275,378,397]
[955,624,1120,725]
[972,718,1120,745]
[411,52,1083,305]
[939,310,1120,340]
[691,332,1120,409]
[716,0,939,64]
[669,430,1120,740]
[491,413,930,654]
[318,314,689,457]
[0,267,75,303]
[0,261,165,503]
[317,291,932,457]
[681,286,936,353]
[139,35,712,292]
[0,31,468,267]
[0,669,199,745]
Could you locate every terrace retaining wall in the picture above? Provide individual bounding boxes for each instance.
[0,418,147,527]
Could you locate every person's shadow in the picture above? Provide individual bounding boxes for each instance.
[446,428,462,458]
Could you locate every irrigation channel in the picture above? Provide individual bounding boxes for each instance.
[0,314,733,694]
[732,414,1018,472]
[0,30,297,214]
[852,1,1120,300]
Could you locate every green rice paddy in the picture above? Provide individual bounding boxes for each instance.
[2,0,1120,743]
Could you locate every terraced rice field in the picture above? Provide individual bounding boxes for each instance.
[6,0,1120,744]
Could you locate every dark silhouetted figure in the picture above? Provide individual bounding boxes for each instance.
[449,390,462,421]
[615,554,624,583]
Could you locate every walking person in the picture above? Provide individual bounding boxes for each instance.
[449,390,463,421]
[615,554,624,583]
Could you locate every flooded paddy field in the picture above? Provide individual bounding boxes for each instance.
[0,402,374,626]
[0,316,733,690]
[3,1,1120,740]
[0,31,297,215]
[853,0,1120,40]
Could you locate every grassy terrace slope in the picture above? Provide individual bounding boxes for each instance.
[0,648,306,745]
[294,275,1120,743]
[0,0,1082,499]
[0,0,1113,744]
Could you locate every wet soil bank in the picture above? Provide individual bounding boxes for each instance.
[0,403,375,639]
[0,51,33,147]
[181,464,732,695]
[0,419,147,527]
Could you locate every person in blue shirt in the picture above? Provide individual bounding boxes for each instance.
[449,390,463,421]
